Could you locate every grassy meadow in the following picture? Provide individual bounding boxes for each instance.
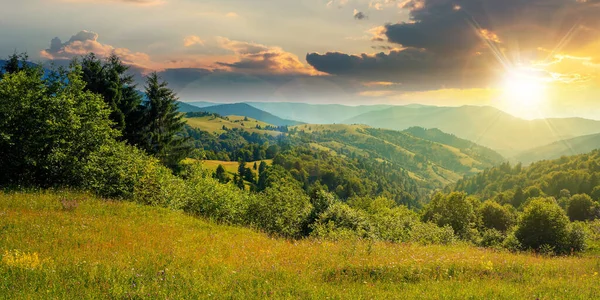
[185,115,281,137]
[2,192,600,299]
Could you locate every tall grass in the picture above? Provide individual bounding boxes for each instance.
[1,192,599,299]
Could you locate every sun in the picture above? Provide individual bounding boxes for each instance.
[499,69,548,118]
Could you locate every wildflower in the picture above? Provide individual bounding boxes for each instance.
[2,250,43,270]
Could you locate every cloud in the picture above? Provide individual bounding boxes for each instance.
[183,35,204,47]
[308,0,600,90]
[63,0,165,6]
[225,12,239,18]
[353,9,367,20]
[216,37,320,75]
[40,30,153,68]
[326,0,348,8]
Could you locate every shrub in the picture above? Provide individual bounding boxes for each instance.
[515,198,571,254]
[409,222,455,245]
[478,201,516,232]
[567,194,597,222]
[422,192,477,239]
[479,228,505,248]
[248,183,313,238]
[311,202,372,240]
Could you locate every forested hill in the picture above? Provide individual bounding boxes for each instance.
[196,103,303,126]
[290,124,505,187]
[515,133,600,164]
[453,149,600,206]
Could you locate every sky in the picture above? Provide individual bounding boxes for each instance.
[1,0,600,120]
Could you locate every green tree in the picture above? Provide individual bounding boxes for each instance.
[258,161,267,174]
[1,52,31,75]
[0,63,117,186]
[478,201,515,232]
[79,53,145,144]
[567,194,596,221]
[213,164,229,184]
[515,198,570,254]
[421,192,477,238]
[141,72,191,170]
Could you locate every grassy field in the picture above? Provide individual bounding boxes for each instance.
[185,115,281,137]
[2,192,600,299]
[202,159,273,176]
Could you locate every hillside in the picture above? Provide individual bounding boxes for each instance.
[248,102,392,124]
[177,101,206,113]
[197,103,303,126]
[516,133,600,164]
[184,114,282,137]
[344,105,600,157]
[290,124,506,188]
[453,149,600,204]
[2,192,600,299]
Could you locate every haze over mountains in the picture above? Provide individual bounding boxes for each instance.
[182,101,600,160]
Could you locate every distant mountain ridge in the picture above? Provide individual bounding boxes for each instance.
[343,105,600,157]
[193,103,303,126]
[516,133,600,164]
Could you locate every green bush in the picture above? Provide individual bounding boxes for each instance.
[409,222,455,245]
[311,202,372,240]
[479,228,505,248]
[249,183,313,238]
[567,194,597,222]
[515,198,572,254]
[422,192,477,238]
[478,201,516,232]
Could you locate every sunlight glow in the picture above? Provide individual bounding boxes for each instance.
[498,68,549,119]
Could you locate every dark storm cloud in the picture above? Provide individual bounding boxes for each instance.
[306,48,495,89]
[307,0,600,89]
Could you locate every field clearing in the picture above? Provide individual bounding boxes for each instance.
[202,159,273,176]
[2,192,600,299]
[185,116,281,137]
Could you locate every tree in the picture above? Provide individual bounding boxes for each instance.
[515,198,570,254]
[422,192,477,238]
[478,201,515,232]
[214,164,229,184]
[140,72,191,170]
[238,160,247,179]
[0,63,117,186]
[253,162,258,170]
[567,194,596,222]
[1,52,31,75]
[79,53,145,144]
[258,161,267,174]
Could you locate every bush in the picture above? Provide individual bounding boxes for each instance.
[515,198,571,254]
[409,222,455,245]
[422,192,477,238]
[479,228,505,248]
[311,202,372,240]
[567,194,597,221]
[478,201,516,232]
[248,183,313,238]
[183,164,252,225]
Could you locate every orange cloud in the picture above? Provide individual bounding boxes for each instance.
[183,35,204,47]
[61,0,165,6]
[40,30,153,69]
[216,37,322,75]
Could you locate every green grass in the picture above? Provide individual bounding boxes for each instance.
[201,159,273,176]
[185,115,281,137]
[2,192,600,299]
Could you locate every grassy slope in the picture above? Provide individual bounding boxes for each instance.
[2,192,600,299]
[202,159,273,176]
[516,133,600,164]
[185,115,281,137]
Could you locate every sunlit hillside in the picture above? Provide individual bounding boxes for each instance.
[2,192,600,299]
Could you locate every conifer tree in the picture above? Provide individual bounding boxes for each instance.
[141,72,191,170]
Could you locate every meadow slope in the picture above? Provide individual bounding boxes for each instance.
[1,192,600,299]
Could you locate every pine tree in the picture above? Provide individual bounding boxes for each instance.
[214,164,229,183]
[141,72,191,170]
[79,53,146,145]
[259,161,267,174]
[2,52,31,75]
